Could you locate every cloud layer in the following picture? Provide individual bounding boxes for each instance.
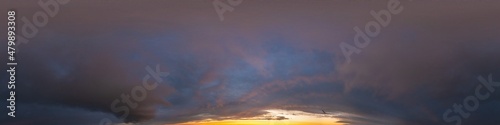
[2,0,500,125]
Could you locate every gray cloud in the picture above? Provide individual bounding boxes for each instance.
[2,0,500,125]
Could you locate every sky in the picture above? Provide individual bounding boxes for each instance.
[1,0,500,125]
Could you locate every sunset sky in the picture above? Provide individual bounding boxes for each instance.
[2,0,500,125]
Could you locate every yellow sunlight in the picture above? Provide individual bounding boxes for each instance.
[177,109,346,125]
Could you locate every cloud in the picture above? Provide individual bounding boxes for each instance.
[2,0,500,125]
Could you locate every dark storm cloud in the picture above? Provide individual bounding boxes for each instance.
[0,29,177,123]
[2,0,500,125]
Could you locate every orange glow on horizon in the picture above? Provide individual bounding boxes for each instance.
[177,120,345,125]
[176,109,347,125]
